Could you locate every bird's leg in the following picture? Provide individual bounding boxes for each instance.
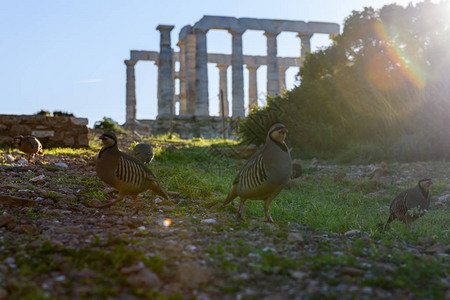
[384,214,395,230]
[99,194,124,209]
[132,195,139,215]
[237,198,246,220]
[264,204,274,223]
[264,197,276,223]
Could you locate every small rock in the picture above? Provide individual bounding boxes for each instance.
[177,262,210,288]
[200,218,217,224]
[340,267,365,277]
[0,214,16,229]
[30,175,45,182]
[121,262,145,275]
[285,180,299,190]
[289,270,307,280]
[0,286,7,300]
[17,159,28,164]
[14,224,39,235]
[287,232,304,243]
[344,229,360,237]
[3,154,15,163]
[86,199,102,208]
[54,162,68,169]
[424,242,446,255]
[128,268,161,289]
[334,172,346,182]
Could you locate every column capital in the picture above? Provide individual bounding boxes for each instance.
[124,60,138,67]
[228,28,245,36]
[246,64,260,71]
[156,25,175,32]
[297,33,313,40]
[216,64,230,70]
[264,30,280,38]
[193,27,209,35]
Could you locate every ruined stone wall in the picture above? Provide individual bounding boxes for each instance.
[0,115,89,148]
[137,117,236,140]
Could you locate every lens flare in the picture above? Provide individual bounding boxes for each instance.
[371,21,428,89]
[163,219,172,227]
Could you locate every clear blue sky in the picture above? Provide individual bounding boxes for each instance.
[0,0,419,127]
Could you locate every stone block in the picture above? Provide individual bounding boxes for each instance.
[32,130,55,138]
[77,135,90,147]
[70,117,88,126]
[10,124,31,135]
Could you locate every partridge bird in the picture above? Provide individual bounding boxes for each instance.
[382,177,433,230]
[12,135,43,159]
[222,123,292,222]
[131,143,154,164]
[95,132,171,214]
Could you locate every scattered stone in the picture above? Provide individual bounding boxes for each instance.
[121,262,145,275]
[17,159,29,164]
[0,214,16,229]
[0,287,7,300]
[285,180,300,190]
[334,172,346,182]
[340,267,365,277]
[87,199,102,208]
[424,242,446,255]
[30,175,46,182]
[128,268,161,289]
[3,154,15,163]
[177,262,210,288]
[201,218,217,224]
[289,270,307,280]
[54,162,69,169]
[344,230,360,237]
[14,224,39,235]
[287,232,304,243]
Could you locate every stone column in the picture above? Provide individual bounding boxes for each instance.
[194,28,209,117]
[178,39,187,115]
[185,33,196,116]
[229,29,245,118]
[217,65,229,117]
[278,66,288,92]
[125,60,137,123]
[298,33,313,63]
[246,65,259,110]
[264,31,280,96]
[156,25,175,119]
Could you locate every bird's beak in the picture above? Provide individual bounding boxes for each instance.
[279,128,288,134]
[99,135,106,140]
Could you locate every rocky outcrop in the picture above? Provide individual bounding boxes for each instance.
[0,114,89,148]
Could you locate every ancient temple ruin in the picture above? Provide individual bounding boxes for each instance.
[124,16,339,137]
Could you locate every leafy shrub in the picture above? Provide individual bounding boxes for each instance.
[35,110,50,116]
[94,117,126,134]
[53,111,74,117]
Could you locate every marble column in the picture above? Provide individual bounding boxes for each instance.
[194,28,209,117]
[298,33,313,62]
[246,65,259,109]
[156,25,174,119]
[230,29,245,118]
[185,33,196,116]
[178,39,187,115]
[217,65,229,117]
[125,60,137,123]
[264,31,280,96]
[278,66,288,92]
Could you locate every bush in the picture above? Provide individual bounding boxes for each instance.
[36,110,51,116]
[53,111,74,117]
[94,117,126,134]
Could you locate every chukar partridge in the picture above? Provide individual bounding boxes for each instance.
[222,123,292,222]
[132,143,154,164]
[96,132,171,214]
[12,135,43,159]
[382,177,433,229]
